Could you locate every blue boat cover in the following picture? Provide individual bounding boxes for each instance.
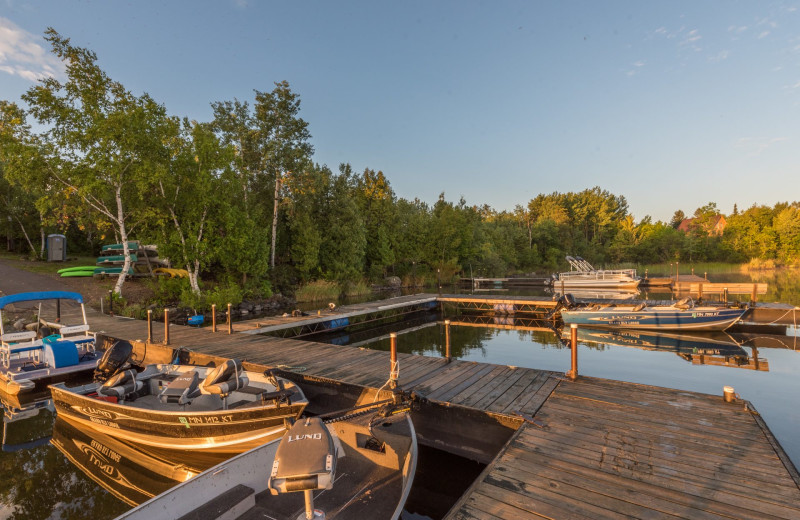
[43,339,79,368]
[0,291,84,309]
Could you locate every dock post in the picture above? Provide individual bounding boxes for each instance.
[147,310,152,343]
[227,303,232,334]
[723,287,728,303]
[212,304,217,333]
[676,262,679,285]
[444,319,451,362]
[389,332,398,388]
[56,299,61,323]
[108,290,113,316]
[751,284,758,304]
[560,280,565,296]
[164,308,170,345]
[698,283,703,301]
[567,323,578,380]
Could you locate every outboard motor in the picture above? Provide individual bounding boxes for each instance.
[93,341,134,383]
[545,293,577,320]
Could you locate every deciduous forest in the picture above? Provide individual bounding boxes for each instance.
[1,31,799,299]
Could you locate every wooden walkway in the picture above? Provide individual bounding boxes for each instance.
[2,280,799,519]
[447,377,800,520]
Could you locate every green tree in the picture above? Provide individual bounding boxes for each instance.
[8,29,169,294]
[153,120,230,293]
[253,82,313,269]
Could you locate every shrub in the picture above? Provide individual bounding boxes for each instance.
[204,284,244,308]
[296,280,340,302]
[148,276,190,306]
[341,279,371,297]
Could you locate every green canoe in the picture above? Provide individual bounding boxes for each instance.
[96,254,138,264]
[94,267,135,275]
[101,241,140,252]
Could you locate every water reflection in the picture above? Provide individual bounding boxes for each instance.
[51,417,228,507]
[569,328,768,371]
[0,396,129,519]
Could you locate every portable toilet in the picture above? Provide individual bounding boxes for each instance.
[47,234,67,261]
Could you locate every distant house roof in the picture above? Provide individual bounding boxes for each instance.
[678,215,727,236]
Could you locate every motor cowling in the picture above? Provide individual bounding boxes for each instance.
[93,340,134,383]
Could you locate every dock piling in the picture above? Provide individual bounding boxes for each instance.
[147,310,152,343]
[108,290,113,316]
[567,323,578,380]
[390,332,398,388]
[444,319,451,362]
[56,299,61,323]
[211,304,217,333]
[227,303,232,334]
[723,287,728,303]
[751,283,758,304]
[164,308,170,345]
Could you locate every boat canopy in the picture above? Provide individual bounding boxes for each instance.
[0,291,84,309]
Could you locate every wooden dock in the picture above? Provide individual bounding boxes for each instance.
[446,377,800,520]
[2,280,799,519]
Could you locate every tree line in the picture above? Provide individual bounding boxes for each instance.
[1,30,798,296]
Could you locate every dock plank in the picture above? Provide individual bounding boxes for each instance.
[445,377,800,520]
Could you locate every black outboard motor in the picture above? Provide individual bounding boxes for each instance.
[93,340,134,383]
[545,293,577,320]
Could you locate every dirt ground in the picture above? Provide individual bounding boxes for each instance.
[0,255,155,311]
[56,275,155,311]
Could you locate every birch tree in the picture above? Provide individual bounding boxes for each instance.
[154,119,229,293]
[253,82,313,269]
[15,29,168,294]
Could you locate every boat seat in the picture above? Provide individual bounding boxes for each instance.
[269,417,337,494]
[674,297,694,310]
[158,369,202,405]
[98,369,143,400]
[632,302,647,312]
[201,359,248,396]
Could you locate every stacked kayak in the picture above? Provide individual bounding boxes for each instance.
[57,242,169,278]
[57,266,97,278]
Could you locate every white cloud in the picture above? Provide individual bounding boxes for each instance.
[735,137,788,157]
[682,29,702,45]
[0,17,63,82]
[758,30,771,39]
[708,50,729,63]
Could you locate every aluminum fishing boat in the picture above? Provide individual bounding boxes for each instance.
[49,357,307,452]
[115,401,417,520]
[552,256,641,289]
[560,298,746,331]
[0,291,98,395]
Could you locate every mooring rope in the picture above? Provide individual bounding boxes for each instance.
[373,359,400,402]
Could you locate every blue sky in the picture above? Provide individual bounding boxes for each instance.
[1,1,799,222]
